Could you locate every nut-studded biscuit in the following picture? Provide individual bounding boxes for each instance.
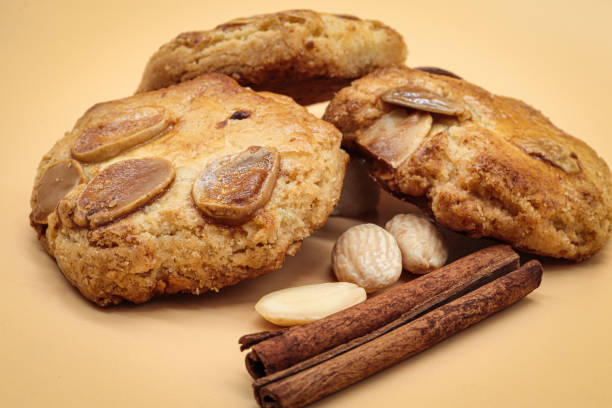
[136,10,407,105]
[30,74,348,306]
[324,65,612,260]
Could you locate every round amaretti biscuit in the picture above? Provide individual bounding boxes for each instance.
[136,9,407,105]
[323,65,612,260]
[30,74,348,306]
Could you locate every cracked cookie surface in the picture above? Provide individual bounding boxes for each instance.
[324,65,612,260]
[30,74,347,305]
[136,9,407,105]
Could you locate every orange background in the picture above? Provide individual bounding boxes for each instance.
[2,1,611,406]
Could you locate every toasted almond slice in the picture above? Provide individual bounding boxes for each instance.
[382,86,464,116]
[414,66,462,79]
[73,158,175,228]
[192,146,280,225]
[357,109,433,168]
[30,159,87,224]
[516,137,581,174]
[255,283,367,326]
[71,106,170,163]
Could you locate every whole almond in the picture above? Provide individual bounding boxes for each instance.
[332,223,402,293]
[385,213,448,274]
[255,282,367,326]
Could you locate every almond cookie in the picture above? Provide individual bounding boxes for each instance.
[30,74,348,306]
[323,65,612,260]
[136,10,407,105]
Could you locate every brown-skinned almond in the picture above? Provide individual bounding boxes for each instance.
[73,158,175,228]
[30,159,87,224]
[192,146,280,225]
[357,110,432,169]
[382,86,465,116]
[71,106,170,163]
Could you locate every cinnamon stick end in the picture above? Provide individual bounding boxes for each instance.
[246,350,269,379]
[240,330,284,351]
[518,259,543,289]
[260,391,281,408]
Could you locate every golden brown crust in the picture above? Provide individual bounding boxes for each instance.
[136,10,407,104]
[323,65,612,260]
[31,74,347,305]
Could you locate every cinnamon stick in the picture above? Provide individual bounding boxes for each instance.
[254,260,542,408]
[240,245,519,378]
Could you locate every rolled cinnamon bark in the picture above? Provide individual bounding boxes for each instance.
[254,260,543,408]
[240,245,519,378]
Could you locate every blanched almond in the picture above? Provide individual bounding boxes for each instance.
[385,213,448,274]
[332,223,402,293]
[255,283,366,326]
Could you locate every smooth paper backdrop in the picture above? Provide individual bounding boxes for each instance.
[2,1,611,407]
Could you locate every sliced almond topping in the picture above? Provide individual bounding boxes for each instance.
[382,86,464,116]
[30,159,87,224]
[516,137,581,174]
[415,66,462,79]
[73,158,175,228]
[192,146,280,225]
[71,106,170,163]
[216,19,252,31]
[357,109,433,168]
